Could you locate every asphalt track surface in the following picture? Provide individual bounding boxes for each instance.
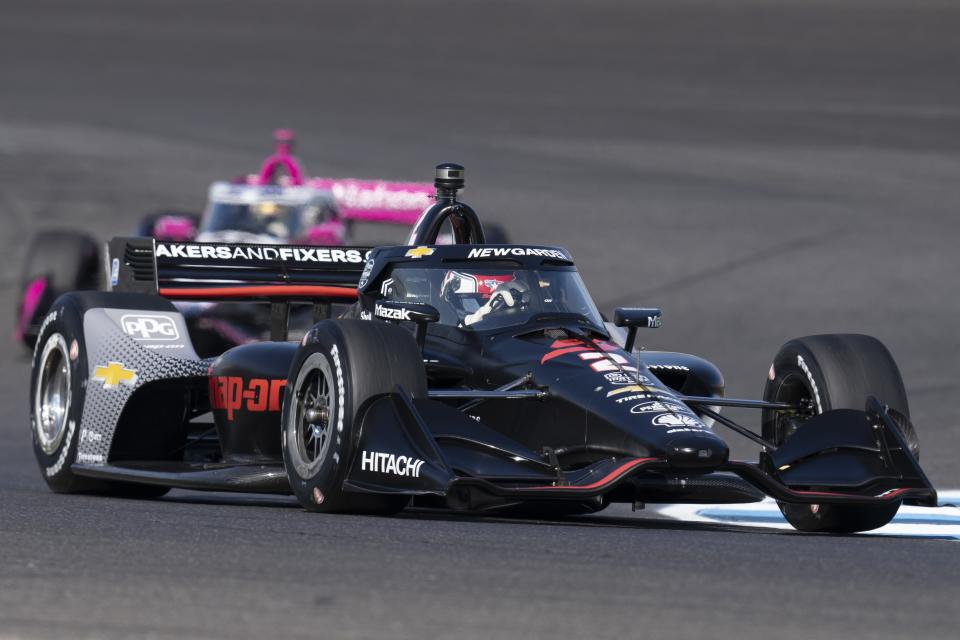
[2,1,960,638]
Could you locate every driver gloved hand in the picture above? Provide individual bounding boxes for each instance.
[464,289,516,326]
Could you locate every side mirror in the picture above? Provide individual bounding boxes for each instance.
[613,307,662,352]
[374,300,440,349]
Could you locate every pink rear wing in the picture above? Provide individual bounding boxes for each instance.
[309,178,433,225]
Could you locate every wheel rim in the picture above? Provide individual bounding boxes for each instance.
[35,333,71,455]
[772,371,820,515]
[771,372,816,444]
[288,353,336,478]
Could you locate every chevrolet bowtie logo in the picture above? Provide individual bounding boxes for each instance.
[92,362,138,389]
[404,246,435,259]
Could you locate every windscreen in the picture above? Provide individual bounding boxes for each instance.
[382,265,605,332]
[200,201,307,239]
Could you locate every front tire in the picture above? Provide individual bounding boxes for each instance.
[282,320,426,514]
[762,334,916,533]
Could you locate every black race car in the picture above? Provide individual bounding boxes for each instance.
[30,163,935,533]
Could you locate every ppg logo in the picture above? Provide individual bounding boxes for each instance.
[120,314,180,341]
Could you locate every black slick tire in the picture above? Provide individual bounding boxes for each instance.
[762,333,917,533]
[17,231,101,349]
[282,320,426,514]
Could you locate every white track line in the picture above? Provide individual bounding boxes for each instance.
[652,491,960,539]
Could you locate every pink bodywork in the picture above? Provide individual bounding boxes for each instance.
[301,219,347,245]
[255,129,305,186]
[153,216,197,241]
[14,276,47,341]
[309,178,432,225]
[253,129,432,226]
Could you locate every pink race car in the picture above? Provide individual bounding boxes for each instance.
[15,130,509,351]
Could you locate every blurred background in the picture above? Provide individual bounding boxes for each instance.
[1,1,958,638]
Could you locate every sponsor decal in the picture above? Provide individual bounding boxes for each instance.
[466,247,567,260]
[92,362,138,389]
[647,315,662,328]
[358,258,375,288]
[648,364,689,372]
[45,419,75,477]
[540,338,619,365]
[614,392,679,404]
[374,303,411,321]
[110,258,120,286]
[796,355,822,414]
[156,243,364,264]
[613,393,655,404]
[607,384,658,398]
[330,345,345,434]
[76,452,104,464]
[80,429,102,443]
[380,278,395,297]
[652,413,705,428]
[361,451,425,478]
[315,179,432,212]
[33,310,59,360]
[209,376,286,420]
[604,372,634,385]
[120,314,180,341]
[579,352,639,373]
[630,400,694,415]
[359,310,372,321]
[405,246,435,259]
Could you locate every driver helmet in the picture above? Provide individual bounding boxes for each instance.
[441,271,529,324]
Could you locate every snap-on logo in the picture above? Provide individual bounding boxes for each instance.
[209,376,286,419]
[121,314,180,341]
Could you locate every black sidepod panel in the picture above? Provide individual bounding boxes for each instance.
[209,341,298,462]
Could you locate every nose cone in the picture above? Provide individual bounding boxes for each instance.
[664,433,729,471]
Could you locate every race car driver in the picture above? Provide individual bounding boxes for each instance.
[440,270,531,327]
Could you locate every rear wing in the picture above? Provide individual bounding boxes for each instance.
[107,237,370,304]
[309,178,433,225]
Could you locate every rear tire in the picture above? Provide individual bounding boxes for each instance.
[17,231,101,349]
[31,294,169,498]
[282,320,426,514]
[762,334,916,533]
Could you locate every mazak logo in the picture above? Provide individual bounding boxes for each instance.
[361,451,425,478]
[647,315,662,328]
[209,376,287,419]
[375,304,411,321]
[121,314,180,341]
